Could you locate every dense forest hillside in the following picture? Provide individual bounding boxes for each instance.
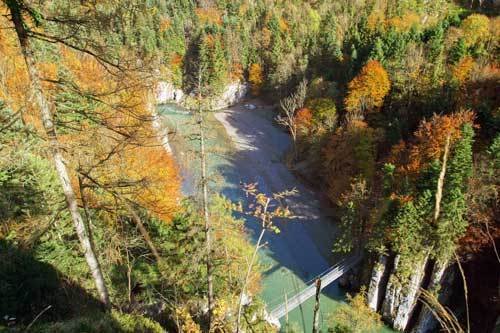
[0,0,498,332]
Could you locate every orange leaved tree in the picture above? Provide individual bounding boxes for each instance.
[1,0,180,308]
[59,52,180,262]
[294,107,313,135]
[345,60,390,118]
[405,110,475,175]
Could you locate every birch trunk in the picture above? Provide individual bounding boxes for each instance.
[312,279,322,333]
[9,4,110,308]
[197,74,214,328]
[236,198,270,333]
[434,135,451,222]
[411,134,453,332]
[236,227,266,333]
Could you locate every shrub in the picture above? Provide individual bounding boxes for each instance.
[30,312,164,333]
[328,288,382,333]
[306,98,337,132]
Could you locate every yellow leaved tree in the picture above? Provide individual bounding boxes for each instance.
[248,63,264,95]
[345,60,390,118]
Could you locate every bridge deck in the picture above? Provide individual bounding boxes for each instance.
[269,255,362,320]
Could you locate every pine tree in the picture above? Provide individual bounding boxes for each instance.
[435,124,474,259]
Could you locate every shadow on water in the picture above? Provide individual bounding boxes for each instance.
[159,102,352,330]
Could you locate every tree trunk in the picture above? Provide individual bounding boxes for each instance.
[236,227,266,333]
[78,172,162,265]
[123,201,162,263]
[284,289,289,333]
[434,135,451,222]
[197,78,214,328]
[312,279,322,333]
[8,3,110,308]
[291,125,298,161]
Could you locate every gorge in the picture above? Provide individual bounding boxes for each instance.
[1,1,498,332]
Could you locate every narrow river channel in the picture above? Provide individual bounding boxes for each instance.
[158,101,393,332]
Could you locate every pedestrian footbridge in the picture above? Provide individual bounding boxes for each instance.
[267,255,362,325]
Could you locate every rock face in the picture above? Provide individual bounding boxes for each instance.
[367,255,390,311]
[150,87,173,153]
[156,81,183,104]
[368,253,460,333]
[209,81,248,110]
[151,106,172,154]
[381,255,429,331]
[381,256,401,321]
[412,260,454,333]
[155,80,248,109]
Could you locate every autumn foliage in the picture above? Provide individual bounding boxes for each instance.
[367,9,421,33]
[294,107,313,134]
[366,10,385,32]
[388,110,475,176]
[306,98,337,132]
[71,126,180,222]
[460,14,491,47]
[323,120,380,204]
[195,7,222,26]
[118,144,180,221]
[62,52,181,221]
[345,60,390,114]
[452,56,475,84]
[248,63,264,95]
[386,11,421,32]
[1,35,183,223]
[0,27,39,127]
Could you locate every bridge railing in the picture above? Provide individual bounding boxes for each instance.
[268,255,362,320]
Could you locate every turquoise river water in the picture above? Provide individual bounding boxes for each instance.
[159,103,395,333]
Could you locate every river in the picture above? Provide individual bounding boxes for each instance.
[158,100,393,332]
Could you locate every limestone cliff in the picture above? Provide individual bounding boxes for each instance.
[366,253,457,333]
[156,80,248,110]
[367,255,390,312]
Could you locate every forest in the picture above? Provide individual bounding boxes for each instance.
[0,0,498,332]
